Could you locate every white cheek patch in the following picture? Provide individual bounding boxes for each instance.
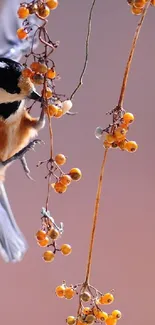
[0,88,26,103]
[0,62,9,69]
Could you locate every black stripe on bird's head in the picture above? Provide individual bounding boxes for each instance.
[0,57,41,103]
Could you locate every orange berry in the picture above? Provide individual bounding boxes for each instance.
[124,140,138,152]
[29,3,38,14]
[111,310,122,320]
[119,123,129,130]
[105,316,117,325]
[46,68,56,79]
[114,127,127,140]
[111,141,118,148]
[69,168,82,181]
[43,250,55,262]
[97,311,108,321]
[46,104,59,117]
[48,228,59,240]
[103,140,111,149]
[31,73,44,85]
[37,63,48,74]
[105,133,116,144]
[59,174,72,186]
[37,237,49,247]
[81,292,91,302]
[118,139,127,151]
[82,307,92,315]
[54,108,63,118]
[54,182,67,194]
[85,315,95,324]
[55,154,66,165]
[61,244,72,256]
[46,0,59,10]
[131,5,143,14]
[64,287,75,299]
[98,293,114,305]
[66,316,76,325]
[123,112,134,124]
[38,4,50,18]
[17,6,29,19]
[36,230,47,241]
[30,61,40,72]
[22,68,33,78]
[55,285,65,297]
[134,0,146,7]
[17,28,28,40]
[42,87,53,99]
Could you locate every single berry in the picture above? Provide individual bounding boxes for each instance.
[46,68,57,79]
[46,0,59,10]
[81,292,91,302]
[43,250,55,262]
[59,174,72,186]
[98,293,114,305]
[36,230,47,241]
[22,68,33,78]
[61,244,72,256]
[69,168,82,181]
[123,112,134,124]
[66,316,76,325]
[55,154,66,165]
[111,310,122,319]
[48,228,59,240]
[124,140,138,152]
[17,6,29,19]
[55,285,65,298]
[17,28,28,40]
[54,182,67,194]
[64,287,75,299]
[37,237,49,247]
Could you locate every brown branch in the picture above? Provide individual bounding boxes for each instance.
[118,1,151,108]
[84,148,108,285]
[70,0,97,100]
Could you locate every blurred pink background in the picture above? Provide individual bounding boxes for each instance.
[1,1,155,324]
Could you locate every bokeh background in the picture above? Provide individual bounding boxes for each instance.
[1,1,155,324]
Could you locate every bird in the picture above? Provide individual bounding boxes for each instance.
[0,1,46,263]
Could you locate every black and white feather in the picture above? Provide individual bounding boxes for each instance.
[0,0,39,263]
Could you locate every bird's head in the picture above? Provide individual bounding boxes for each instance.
[0,57,41,104]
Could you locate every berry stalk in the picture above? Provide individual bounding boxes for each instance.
[84,148,108,285]
[118,0,151,108]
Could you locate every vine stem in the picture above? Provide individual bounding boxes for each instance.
[70,0,97,100]
[84,148,108,285]
[118,1,151,108]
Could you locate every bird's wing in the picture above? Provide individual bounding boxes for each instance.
[0,182,28,262]
[0,0,39,62]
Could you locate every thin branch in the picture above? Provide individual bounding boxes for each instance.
[84,148,108,285]
[118,1,151,108]
[70,0,97,100]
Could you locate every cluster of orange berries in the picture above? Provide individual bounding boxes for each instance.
[96,111,138,153]
[103,112,138,152]
[127,0,155,15]
[21,60,73,118]
[17,0,58,39]
[51,154,82,194]
[35,226,72,262]
[56,283,121,325]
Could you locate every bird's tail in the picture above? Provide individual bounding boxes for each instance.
[0,182,28,263]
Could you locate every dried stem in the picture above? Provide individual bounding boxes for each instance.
[70,0,97,100]
[118,1,150,108]
[84,148,108,285]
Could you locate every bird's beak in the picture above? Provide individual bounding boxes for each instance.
[28,91,42,102]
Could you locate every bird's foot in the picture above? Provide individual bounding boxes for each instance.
[1,139,43,170]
